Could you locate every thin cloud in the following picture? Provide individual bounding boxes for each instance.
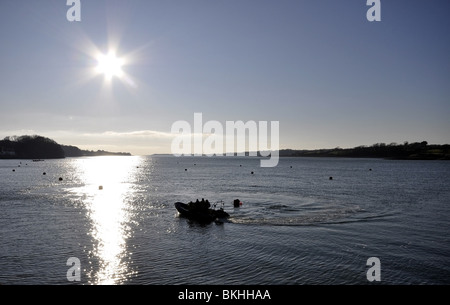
[82,130,176,139]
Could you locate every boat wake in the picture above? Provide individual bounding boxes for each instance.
[227,203,391,227]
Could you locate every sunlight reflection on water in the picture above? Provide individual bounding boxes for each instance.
[72,156,142,284]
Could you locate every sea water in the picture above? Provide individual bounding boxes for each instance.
[0,156,449,285]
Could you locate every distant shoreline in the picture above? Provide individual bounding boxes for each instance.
[2,135,449,161]
[61,145,132,158]
[278,142,450,160]
[0,135,131,160]
[153,141,450,161]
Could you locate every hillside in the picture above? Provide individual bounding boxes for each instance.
[0,135,131,159]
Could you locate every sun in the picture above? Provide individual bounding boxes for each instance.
[95,51,124,80]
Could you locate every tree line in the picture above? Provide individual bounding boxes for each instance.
[280,141,450,160]
[0,135,130,159]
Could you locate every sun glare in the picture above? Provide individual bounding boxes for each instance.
[96,51,124,80]
[72,156,141,284]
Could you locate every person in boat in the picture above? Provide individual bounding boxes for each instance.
[187,198,211,211]
[190,199,200,209]
[188,199,203,211]
[188,200,198,209]
[200,198,208,209]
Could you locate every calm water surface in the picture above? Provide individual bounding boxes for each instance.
[1,156,449,284]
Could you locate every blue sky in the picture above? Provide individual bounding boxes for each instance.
[0,0,449,154]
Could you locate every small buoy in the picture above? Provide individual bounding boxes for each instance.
[43,172,46,175]
[233,199,241,208]
[12,169,15,172]
[185,169,188,171]
[290,166,293,168]
[59,177,63,181]
[99,186,103,190]
[329,177,333,180]
[240,165,242,167]
[369,168,372,171]
[251,171,254,175]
